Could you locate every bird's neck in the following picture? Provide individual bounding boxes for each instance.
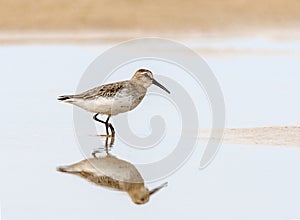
[130,78,151,89]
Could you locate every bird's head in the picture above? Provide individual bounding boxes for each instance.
[129,187,150,205]
[132,69,170,94]
[128,182,168,205]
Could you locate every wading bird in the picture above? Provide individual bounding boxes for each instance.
[58,69,170,137]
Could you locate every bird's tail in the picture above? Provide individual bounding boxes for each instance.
[56,160,89,173]
[56,165,79,173]
[56,166,69,173]
[57,95,74,102]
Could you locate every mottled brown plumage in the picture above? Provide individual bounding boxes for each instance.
[74,82,125,99]
[57,155,167,204]
[58,69,170,136]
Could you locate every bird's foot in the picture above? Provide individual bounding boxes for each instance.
[92,148,111,158]
[97,134,114,138]
[92,150,101,158]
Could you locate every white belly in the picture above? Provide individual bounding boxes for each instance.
[73,95,143,115]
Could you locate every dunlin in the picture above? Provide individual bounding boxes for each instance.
[57,155,168,204]
[58,69,170,137]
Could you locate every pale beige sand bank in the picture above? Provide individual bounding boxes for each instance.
[0,0,299,32]
[200,126,300,147]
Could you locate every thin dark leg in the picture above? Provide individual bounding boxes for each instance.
[93,113,110,136]
[91,114,115,157]
[106,115,115,143]
[109,124,115,137]
[105,115,115,139]
[93,113,106,124]
[93,113,115,141]
[92,136,112,158]
[105,115,111,136]
[104,135,109,155]
[108,124,115,145]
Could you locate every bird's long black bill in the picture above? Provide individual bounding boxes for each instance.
[149,182,168,196]
[152,78,170,94]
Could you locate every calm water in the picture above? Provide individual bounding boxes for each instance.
[0,39,300,219]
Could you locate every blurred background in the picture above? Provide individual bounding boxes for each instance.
[1,0,300,42]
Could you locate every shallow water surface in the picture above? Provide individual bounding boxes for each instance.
[0,39,300,219]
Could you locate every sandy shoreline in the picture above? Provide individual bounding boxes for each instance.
[1,0,300,44]
[1,0,300,31]
[200,126,300,147]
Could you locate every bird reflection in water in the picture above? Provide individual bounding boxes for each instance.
[57,137,167,205]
